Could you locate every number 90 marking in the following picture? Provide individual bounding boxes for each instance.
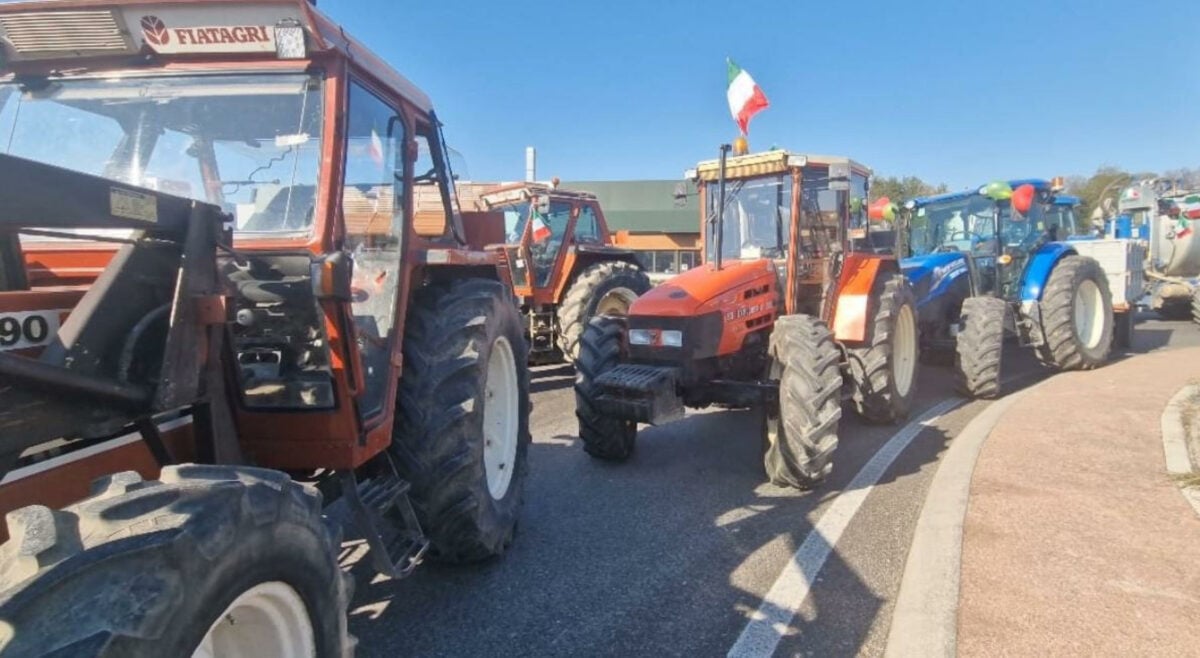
[0,311,60,351]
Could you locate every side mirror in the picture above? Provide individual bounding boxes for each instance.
[673,182,689,207]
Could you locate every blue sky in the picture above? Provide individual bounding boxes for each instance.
[320,0,1199,189]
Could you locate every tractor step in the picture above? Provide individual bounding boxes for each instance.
[594,364,684,425]
[340,469,429,579]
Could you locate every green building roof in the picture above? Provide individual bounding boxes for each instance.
[562,180,699,234]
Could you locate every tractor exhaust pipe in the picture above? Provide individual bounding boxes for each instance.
[712,143,731,271]
[525,146,536,183]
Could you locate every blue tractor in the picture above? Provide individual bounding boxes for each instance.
[897,179,1115,398]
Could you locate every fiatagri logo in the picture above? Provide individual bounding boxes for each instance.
[139,15,275,53]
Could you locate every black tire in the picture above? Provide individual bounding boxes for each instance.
[392,278,531,563]
[0,465,352,658]
[846,275,919,424]
[1034,255,1113,370]
[955,296,1007,399]
[763,314,843,489]
[557,260,651,363]
[574,315,637,460]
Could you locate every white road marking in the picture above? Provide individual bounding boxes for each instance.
[727,397,964,658]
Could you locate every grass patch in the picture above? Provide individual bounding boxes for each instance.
[1171,472,1200,489]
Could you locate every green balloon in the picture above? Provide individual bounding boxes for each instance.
[851,197,864,213]
[883,203,897,222]
[982,181,1013,201]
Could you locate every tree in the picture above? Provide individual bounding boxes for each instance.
[1064,166,1156,224]
[870,176,948,202]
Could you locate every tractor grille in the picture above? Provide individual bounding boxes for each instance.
[0,11,134,59]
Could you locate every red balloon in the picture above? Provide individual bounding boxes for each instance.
[868,197,891,220]
[1011,184,1036,216]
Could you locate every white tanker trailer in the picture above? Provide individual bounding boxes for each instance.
[1118,181,1200,323]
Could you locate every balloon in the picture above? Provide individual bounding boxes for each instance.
[1011,184,1036,215]
[882,203,896,222]
[851,197,863,213]
[868,197,892,221]
[981,180,1013,201]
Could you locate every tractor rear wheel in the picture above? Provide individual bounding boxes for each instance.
[392,278,531,563]
[846,275,919,424]
[955,296,1007,399]
[557,260,651,363]
[762,314,843,489]
[1034,255,1113,370]
[574,316,638,460]
[0,465,352,658]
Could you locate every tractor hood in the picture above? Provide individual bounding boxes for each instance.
[630,259,776,317]
[901,252,971,308]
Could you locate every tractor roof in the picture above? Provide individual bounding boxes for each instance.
[912,179,1057,207]
[477,182,597,208]
[0,0,432,112]
[690,150,871,182]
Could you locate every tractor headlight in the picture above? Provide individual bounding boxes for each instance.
[628,329,683,347]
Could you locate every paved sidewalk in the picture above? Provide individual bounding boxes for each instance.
[958,347,1200,656]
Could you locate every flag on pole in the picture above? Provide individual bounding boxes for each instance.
[726,59,769,135]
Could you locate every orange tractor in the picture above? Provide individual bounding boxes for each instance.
[0,1,530,654]
[467,182,651,363]
[575,147,920,488]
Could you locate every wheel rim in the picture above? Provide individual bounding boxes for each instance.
[594,287,637,317]
[483,335,520,500]
[192,581,314,658]
[1073,279,1105,349]
[893,304,917,398]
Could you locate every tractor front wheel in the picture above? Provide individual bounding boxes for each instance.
[0,465,352,658]
[846,275,919,424]
[557,260,651,363]
[392,278,532,563]
[955,296,1007,399]
[1035,255,1113,370]
[762,314,843,489]
[575,316,638,460]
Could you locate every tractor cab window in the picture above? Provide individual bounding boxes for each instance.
[531,202,572,286]
[799,166,843,258]
[1044,203,1078,239]
[910,195,998,256]
[412,128,459,238]
[708,174,791,262]
[0,73,324,237]
[575,205,602,244]
[342,81,405,418]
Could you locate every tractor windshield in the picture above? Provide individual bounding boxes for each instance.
[707,175,791,262]
[908,194,998,257]
[0,73,323,237]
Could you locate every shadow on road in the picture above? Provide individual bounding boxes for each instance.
[530,364,575,395]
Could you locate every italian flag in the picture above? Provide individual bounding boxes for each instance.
[531,212,551,242]
[727,59,769,135]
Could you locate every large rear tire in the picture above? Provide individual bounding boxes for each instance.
[955,296,1007,399]
[1034,255,1113,370]
[762,314,843,489]
[557,260,650,363]
[392,278,531,563]
[846,275,919,424]
[0,465,352,658]
[574,316,638,461]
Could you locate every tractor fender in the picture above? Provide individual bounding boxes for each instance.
[831,254,900,343]
[1019,242,1077,302]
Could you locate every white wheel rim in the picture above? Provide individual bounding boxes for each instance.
[192,581,314,658]
[893,304,917,398]
[595,287,637,317]
[1073,280,1104,349]
[483,335,520,500]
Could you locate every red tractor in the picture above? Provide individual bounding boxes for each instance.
[470,182,651,362]
[575,147,920,488]
[0,1,529,654]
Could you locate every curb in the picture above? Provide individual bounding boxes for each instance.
[883,383,1042,658]
[1161,384,1200,518]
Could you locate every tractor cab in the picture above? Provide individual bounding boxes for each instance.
[475,183,650,361]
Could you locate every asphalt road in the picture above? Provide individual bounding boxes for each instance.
[346,315,1200,657]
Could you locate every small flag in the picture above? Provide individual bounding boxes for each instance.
[1177,218,1192,239]
[531,214,551,242]
[726,58,769,135]
[369,129,384,166]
